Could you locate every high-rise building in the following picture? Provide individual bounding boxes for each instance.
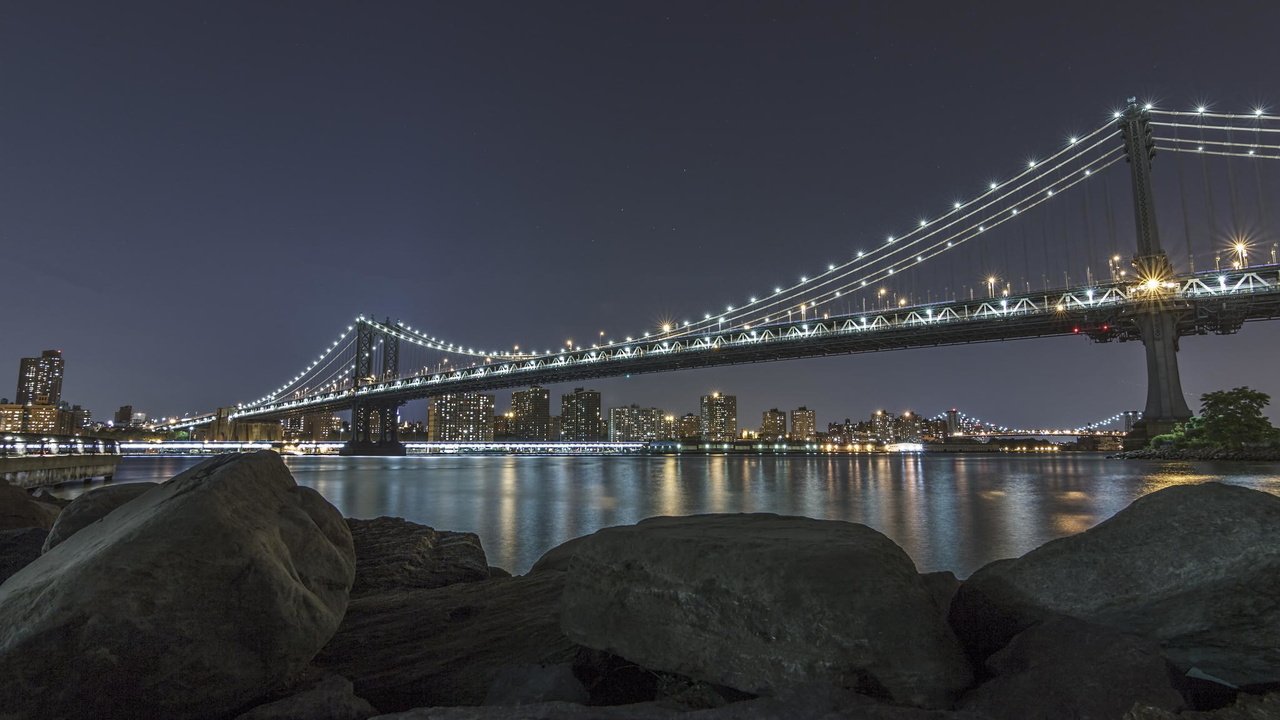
[871,410,896,442]
[609,404,666,441]
[759,409,787,440]
[700,392,737,442]
[16,350,64,406]
[560,388,603,441]
[677,413,701,440]
[945,409,960,437]
[114,405,134,427]
[511,386,551,440]
[790,406,817,441]
[894,411,924,443]
[429,393,496,441]
[493,412,514,439]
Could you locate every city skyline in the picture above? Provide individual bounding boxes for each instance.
[4,3,1280,426]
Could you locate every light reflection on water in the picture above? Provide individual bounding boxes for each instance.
[55,454,1280,576]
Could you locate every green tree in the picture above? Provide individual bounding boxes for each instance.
[1175,387,1279,449]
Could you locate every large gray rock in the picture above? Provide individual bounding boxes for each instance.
[949,482,1280,686]
[234,671,378,720]
[0,527,46,586]
[1126,691,1280,719]
[347,516,489,596]
[958,616,1185,720]
[0,482,59,531]
[316,571,578,711]
[371,690,992,718]
[529,534,593,573]
[0,451,356,720]
[559,514,973,709]
[41,481,158,552]
[483,664,588,706]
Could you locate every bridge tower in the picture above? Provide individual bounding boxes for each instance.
[341,318,407,456]
[1118,99,1193,443]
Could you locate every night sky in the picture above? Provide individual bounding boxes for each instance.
[4,1,1280,428]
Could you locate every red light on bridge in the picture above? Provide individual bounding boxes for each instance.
[1073,327,1079,333]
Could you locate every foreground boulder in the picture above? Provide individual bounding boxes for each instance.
[316,571,577,711]
[0,527,46,586]
[41,481,158,552]
[347,516,489,596]
[0,451,356,720]
[1126,691,1280,719]
[559,514,973,709]
[950,482,1280,687]
[0,482,59,531]
[370,688,993,718]
[234,671,378,720]
[958,616,1185,719]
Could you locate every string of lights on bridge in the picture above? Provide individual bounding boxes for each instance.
[222,100,1278,417]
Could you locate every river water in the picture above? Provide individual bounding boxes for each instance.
[54,453,1280,576]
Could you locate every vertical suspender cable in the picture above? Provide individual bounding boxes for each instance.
[1199,118,1219,250]
[1103,172,1118,262]
[1173,122,1195,271]
[1254,117,1271,246]
[1082,173,1096,284]
[1225,123,1244,238]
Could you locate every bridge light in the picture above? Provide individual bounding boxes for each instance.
[1196,106,1206,114]
[856,251,864,258]
[989,181,998,190]
[953,201,962,209]
[1028,159,1036,168]
[919,219,927,227]
[1143,103,1153,110]
[1068,136,1078,144]
[1255,108,1266,117]
[800,276,807,282]
[886,235,894,243]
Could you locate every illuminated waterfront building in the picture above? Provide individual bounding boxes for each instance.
[677,413,701,440]
[609,404,665,441]
[0,404,60,434]
[759,409,787,440]
[872,410,896,442]
[790,407,816,441]
[560,388,603,441]
[16,350,63,406]
[429,393,496,441]
[700,392,737,442]
[511,386,551,441]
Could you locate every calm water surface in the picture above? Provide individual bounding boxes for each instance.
[59,454,1280,576]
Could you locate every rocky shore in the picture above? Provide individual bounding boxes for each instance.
[1,450,1277,719]
[1112,446,1280,461]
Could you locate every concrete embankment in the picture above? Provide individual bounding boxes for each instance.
[0,454,120,489]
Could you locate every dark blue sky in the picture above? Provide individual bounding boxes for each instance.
[4,1,1279,427]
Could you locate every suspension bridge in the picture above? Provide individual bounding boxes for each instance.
[161,99,1280,454]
